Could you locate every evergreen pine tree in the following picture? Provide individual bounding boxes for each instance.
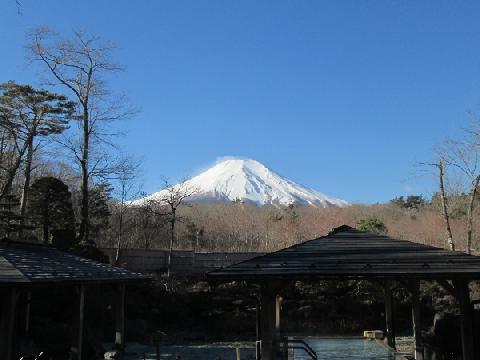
[357,217,388,235]
[28,177,75,244]
[88,183,112,243]
[0,81,74,202]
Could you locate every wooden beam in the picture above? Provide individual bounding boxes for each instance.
[70,285,86,360]
[275,295,281,338]
[255,297,261,360]
[384,280,396,350]
[114,284,126,350]
[0,288,19,360]
[8,289,18,360]
[453,280,475,360]
[409,280,423,360]
[25,290,31,337]
[259,283,281,360]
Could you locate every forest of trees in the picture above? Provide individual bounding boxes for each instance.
[97,194,480,254]
[2,28,480,258]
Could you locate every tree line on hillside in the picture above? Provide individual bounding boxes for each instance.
[2,28,480,259]
[96,193,480,254]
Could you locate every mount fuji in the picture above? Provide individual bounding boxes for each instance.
[135,158,349,207]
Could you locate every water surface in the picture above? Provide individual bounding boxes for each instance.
[293,337,394,360]
[123,337,394,359]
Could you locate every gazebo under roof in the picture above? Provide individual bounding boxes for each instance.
[208,225,480,360]
[209,225,480,281]
[0,240,145,284]
[0,240,147,360]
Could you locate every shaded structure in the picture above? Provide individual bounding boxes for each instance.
[0,239,147,360]
[208,225,480,360]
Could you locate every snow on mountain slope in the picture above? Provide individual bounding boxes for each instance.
[134,158,349,207]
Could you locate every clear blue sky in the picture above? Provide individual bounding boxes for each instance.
[2,0,480,203]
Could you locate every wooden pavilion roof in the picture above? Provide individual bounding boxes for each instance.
[208,225,480,281]
[0,240,146,285]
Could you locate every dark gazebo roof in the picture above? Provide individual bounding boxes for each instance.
[208,225,480,281]
[0,240,146,285]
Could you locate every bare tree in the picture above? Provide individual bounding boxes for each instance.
[419,160,455,251]
[132,195,158,249]
[27,28,133,244]
[147,179,197,279]
[109,155,142,264]
[439,137,480,254]
[437,160,456,251]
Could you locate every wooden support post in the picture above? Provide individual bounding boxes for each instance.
[152,331,164,360]
[453,280,475,360]
[256,297,261,360]
[7,288,18,360]
[25,290,31,337]
[114,283,126,350]
[0,288,19,360]
[384,280,396,350]
[410,280,423,360]
[235,343,241,360]
[259,283,281,360]
[70,285,86,360]
[275,295,281,339]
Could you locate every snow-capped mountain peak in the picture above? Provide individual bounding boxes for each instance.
[135,158,349,207]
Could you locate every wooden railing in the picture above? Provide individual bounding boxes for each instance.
[282,338,318,360]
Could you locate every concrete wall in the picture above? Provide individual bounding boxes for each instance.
[100,248,264,276]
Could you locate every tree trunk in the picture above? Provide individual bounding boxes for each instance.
[78,103,90,244]
[142,213,150,249]
[196,230,200,251]
[43,219,49,244]
[144,234,149,249]
[0,139,30,200]
[167,207,176,279]
[19,138,34,236]
[384,280,396,349]
[438,161,455,251]
[43,201,49,244]
[0,136,6,169]
[115,198,125,265]
[466,176,480,254]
